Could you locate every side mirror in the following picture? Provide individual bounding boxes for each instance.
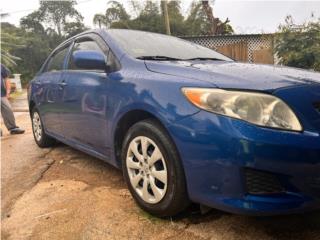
[73,50,107,71]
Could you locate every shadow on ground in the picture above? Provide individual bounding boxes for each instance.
[179,208,320,240]
[2,114,319,240]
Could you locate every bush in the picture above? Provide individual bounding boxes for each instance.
[275,16,320,71]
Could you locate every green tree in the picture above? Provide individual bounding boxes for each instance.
[93,14,108,28]
[130,1,163,32]
[10,0,88,84]
[93,1,130,28]
[0,23,23,67]
[275,16,320,71]
[107,0,130,28]
[64,22,88,38]
[37,0,83,36]
[185,1,233,35]
[164,0,187,36]
[12,31,51,84]
[1,22,51,84]
[184,1,205,35]
[20,11,45,34]
[93,0,233,36]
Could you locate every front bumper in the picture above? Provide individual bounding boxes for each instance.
[168,110,320,215]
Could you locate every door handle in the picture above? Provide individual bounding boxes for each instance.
[58,81,67,88]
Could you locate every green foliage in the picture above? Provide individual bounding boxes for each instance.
[164,0,187,35]
[3,0,234,85]
[184,1,207,35]
[93,14,108,28]
[107,1,130,25]
[130,1,163,33]
[1,1,87,85]
[93,1,130,29]
[0,23,23,67]
[12,32,51,84]
[275,16,320,71]
[64,22,88,38]
[37,0,83,36]
[93,0,233,36]
[1,22,52,85]
[20,11,45,34]
[185,1,233,35]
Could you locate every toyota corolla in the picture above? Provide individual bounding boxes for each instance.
[28,29,320,217]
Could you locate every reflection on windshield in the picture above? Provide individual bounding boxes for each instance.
[108,29,232,61]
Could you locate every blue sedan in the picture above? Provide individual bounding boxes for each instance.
[28,29,320,217]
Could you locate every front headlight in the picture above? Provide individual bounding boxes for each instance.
[182,88,302,131]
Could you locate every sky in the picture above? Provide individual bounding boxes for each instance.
[1,0,320,34]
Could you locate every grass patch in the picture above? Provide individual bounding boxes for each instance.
[138,209,167,224]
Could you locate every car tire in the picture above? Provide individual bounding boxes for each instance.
[122,119,190,217]
[31,108,56,148]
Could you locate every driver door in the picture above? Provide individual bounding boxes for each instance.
[37,44,71,137]
[59,35,110,155]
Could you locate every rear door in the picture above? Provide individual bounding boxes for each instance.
[60,35,110,155]
[36,43,71,136]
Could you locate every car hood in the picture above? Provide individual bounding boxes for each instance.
[145,60,320,92]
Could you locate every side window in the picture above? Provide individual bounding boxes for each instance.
[68,40,106,70]
[95,35,121,72]
[108,51,121,72]
[47,46,69,72]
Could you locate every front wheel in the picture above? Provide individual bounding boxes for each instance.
[122,119,190,217]
[31,108,56,148]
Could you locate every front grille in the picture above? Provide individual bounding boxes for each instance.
[245,169,284,195]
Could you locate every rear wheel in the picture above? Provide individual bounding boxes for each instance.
[122,119,190,217]
[31,108,56,148]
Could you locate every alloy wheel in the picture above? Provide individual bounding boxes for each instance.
[32,112,42,142]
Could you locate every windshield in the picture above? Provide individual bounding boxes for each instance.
[108,29,232,61]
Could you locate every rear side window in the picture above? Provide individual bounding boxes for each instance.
[68,40,105,70]
[46,46,70,72]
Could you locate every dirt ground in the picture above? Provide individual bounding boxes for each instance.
[1,112,320,240]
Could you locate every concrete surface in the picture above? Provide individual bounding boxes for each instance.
[1,104,320,239]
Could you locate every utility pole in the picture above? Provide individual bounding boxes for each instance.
[162,0,171,35]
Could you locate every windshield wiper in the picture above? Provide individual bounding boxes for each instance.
[136,56,227,61]
[136,56,183,61]
[185,57,225,61]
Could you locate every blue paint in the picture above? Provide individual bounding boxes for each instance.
[72,50,106,70]
[29,29,320,215]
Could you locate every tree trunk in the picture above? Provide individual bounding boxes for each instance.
[57,24,62,36]
[162,0,171,35]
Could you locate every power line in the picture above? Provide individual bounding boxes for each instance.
[77,0,96,4]
[0,8,35,16]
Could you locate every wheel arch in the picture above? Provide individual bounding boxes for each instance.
[29,100,36,116]
[113,109,175,168]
